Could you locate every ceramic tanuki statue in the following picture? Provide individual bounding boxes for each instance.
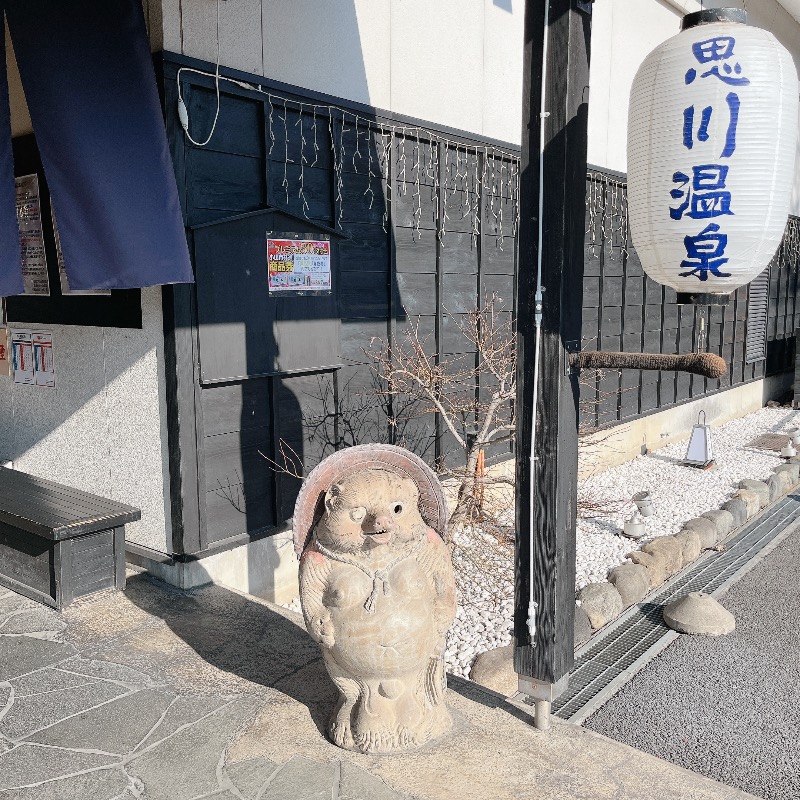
[293,445,456,754]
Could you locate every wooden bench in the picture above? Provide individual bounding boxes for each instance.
[0,466,140,610]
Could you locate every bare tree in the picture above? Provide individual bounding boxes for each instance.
[368,293,516,527]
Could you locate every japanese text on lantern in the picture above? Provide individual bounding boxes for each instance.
[670,35,750,281]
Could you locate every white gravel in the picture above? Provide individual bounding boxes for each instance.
[443,405,800,677]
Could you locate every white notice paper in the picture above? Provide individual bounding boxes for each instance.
[32,331,55,388]
[11,330,34,385]
[15,175,50,296]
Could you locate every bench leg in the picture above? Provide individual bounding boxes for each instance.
[114,526,126,591]
[53,539,74,611]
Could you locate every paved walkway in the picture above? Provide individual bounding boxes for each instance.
[0,572,757,800]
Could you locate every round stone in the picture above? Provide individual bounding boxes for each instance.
[662,592,735,636]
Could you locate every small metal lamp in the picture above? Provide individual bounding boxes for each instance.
[788,428,800,447]
[683,410,714,469]
[781,441,797,458]
[623,491,655,539]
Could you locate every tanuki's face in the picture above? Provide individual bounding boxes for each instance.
[317,469,425,554]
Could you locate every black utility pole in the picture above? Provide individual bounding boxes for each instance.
[514,0,591,726]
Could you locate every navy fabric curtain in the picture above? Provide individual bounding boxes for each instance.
[0,30,22,296]
[0,0,193,294]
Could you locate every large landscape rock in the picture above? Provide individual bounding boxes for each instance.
[578,583,624,630]
[681,517,718,549]
[662,592,735,636]
[674,530,701,567]
[722,497,748,527]
[738,480,770,508]
[642,536,684,577]
[627,550,667,588]
[736,489,761,518]
[574,604,593,648]
[700,509,735,540]
[469,645,516,696]
[607,563,650,607]
[767,472,789,501]
[773,462,800,484]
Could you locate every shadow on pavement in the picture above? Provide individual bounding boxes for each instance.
[123,572,336,737]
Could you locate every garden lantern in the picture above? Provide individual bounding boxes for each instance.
[684,410,715,468]
[627,8,799,304]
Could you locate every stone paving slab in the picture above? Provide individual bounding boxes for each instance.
[0,573,758,800]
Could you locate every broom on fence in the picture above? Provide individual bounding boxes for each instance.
[571,350,727,379]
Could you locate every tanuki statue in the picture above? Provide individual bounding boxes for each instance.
[293,445,456,754]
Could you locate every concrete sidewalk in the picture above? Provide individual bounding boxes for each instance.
[0,573,756,800]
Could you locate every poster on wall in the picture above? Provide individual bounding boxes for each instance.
[15,174,50,296]
[11,330,34,385]
[51,200,110,296]
[0,327,9,378]
[32,331,55,388]
[11,329,55,387]
[267,235,332,295]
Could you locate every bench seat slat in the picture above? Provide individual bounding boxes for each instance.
[0,467,140,540]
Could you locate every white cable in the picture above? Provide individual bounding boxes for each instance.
[527,0,550,643]
[177,0,221,146]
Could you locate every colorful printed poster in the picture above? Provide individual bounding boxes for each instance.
[15,174,50,296]
[0,327,9,378]
[267,237,331,294]
[11,330,34,385]
[32,332,55,388]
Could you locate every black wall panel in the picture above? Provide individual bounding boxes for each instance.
[582,169,799,430]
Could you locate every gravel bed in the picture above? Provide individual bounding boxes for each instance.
[444,405,800,676]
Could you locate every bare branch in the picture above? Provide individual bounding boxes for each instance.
[258,439,305,480]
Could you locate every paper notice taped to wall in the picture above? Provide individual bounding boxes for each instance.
[12,330,34,385]
[32,332,55,388]
[16,175,50,296]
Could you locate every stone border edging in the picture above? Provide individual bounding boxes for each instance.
[574,458,800,644]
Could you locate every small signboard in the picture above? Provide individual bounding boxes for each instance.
[15,174,50,296]
[0,326,9,378]
[267,234,332,295]
[11,330,34,385]
[32,332,55,388]
[11,329,55,388]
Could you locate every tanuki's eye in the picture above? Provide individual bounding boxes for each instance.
[393,503,404,515]
[349,507,366,522]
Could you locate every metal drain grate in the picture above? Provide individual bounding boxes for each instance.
[745,432,791,451]
[554,492,800,723]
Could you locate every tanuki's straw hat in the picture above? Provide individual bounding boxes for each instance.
[292,444,448,557]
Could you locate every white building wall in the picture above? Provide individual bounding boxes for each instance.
[156,0,525,145]
[588,0,800,213]
[0,290,173,554]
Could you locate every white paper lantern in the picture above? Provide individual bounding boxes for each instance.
[628,10,799,303]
